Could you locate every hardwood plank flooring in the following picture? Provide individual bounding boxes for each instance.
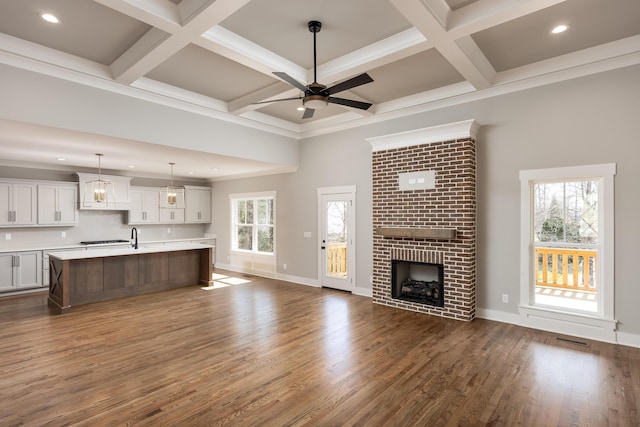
[0,270,639,426]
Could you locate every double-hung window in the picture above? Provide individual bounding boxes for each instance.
[230,192,275,255]
[519,164,616,342]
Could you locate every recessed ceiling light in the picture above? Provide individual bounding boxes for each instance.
[128,165,136,169]
[39,13,61,24]
[212,167,220,171]
[297,106,305,111]
[56,157,66,161]
[188,171,194,175]
[551,24,569,34]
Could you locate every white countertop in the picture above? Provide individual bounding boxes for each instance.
[0,236,215,254]
[48,242,214,261]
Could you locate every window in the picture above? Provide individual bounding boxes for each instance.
[519,164,616,341]
[533,179,599,312]
[230,192,275,255]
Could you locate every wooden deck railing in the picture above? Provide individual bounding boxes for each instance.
[535,247,597,292]
[327,242,347,276]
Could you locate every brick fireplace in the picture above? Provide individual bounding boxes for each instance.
[367,120,478,321]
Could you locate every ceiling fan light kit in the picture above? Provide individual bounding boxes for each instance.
[260,20,374,119]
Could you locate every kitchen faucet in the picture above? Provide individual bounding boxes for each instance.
[131,227,138,249]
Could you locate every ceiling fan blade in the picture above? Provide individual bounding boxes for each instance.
[253,96,302,105]
[328,97,373,110]
[273,72,308,92]
[326,73,373,95]
[302,108,315,119]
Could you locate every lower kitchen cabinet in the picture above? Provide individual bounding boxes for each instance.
[0,251,41,291]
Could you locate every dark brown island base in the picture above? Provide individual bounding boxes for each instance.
[47,243,214,314]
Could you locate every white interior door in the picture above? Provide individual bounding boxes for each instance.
[318,187,356,292]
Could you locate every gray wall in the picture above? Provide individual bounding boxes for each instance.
[212,64,640,335]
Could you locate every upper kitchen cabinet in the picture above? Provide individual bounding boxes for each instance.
[185,186,211,223]
[76,173,132,210]
[37,183,78,226]
[128,187,160,224]
[0,180,37,227]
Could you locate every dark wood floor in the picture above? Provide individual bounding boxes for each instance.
[1,270,639,426]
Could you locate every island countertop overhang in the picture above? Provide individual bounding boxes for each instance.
[49,242,214,261]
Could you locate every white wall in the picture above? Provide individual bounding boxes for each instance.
[212,64,640,336]
[0,64,299,168]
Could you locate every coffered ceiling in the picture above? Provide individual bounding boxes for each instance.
[0,0,639,179]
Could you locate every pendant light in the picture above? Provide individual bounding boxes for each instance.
[84,153,114,205]
[165,162,184,206]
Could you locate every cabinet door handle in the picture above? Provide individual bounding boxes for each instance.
[14,255,20,267]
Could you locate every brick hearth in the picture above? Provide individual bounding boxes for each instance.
[368,121,478,321]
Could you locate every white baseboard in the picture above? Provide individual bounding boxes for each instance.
[475,308,520,325]
[616,332,640,348]
[215,262,276,279]
[275,273,320,288]
[354,287,372,297]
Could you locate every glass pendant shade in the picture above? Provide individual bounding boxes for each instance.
[84,153,114,206]
[165,162,184,206]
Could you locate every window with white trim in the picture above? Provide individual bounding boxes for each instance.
[230,192,275,255]
[520,164,615,321]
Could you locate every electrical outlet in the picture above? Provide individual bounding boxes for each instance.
[5,233,10,241]
[167,228,171,233]
[283,264,287,270]
[61,231,66,238]
[502,294,509,303]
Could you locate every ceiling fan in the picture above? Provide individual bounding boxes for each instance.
[255,20,374,119]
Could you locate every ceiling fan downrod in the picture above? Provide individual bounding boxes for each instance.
[308,20,321,84]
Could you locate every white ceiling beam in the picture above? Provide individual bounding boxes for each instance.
[390,0,494,89]
[197,26,307,82]
[92,0,182,33]
[448,0,569,37]
[109,0,250,85]
[316,28,432,84]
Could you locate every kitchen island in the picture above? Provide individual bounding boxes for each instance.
[48,243,214,314]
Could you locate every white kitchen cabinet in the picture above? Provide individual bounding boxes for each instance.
[128,187,160,224]
[0,251,41,291]
[159,208,185,223]
[185,186,211,223]
[76,173,132,210]
[37,184,79,225]
[0,181,37,227]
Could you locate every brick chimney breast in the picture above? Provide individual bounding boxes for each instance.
[367,120,479,321]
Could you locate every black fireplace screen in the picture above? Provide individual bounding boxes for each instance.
[391,260,444,307]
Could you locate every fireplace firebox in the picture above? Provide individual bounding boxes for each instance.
[391,260,444,307]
